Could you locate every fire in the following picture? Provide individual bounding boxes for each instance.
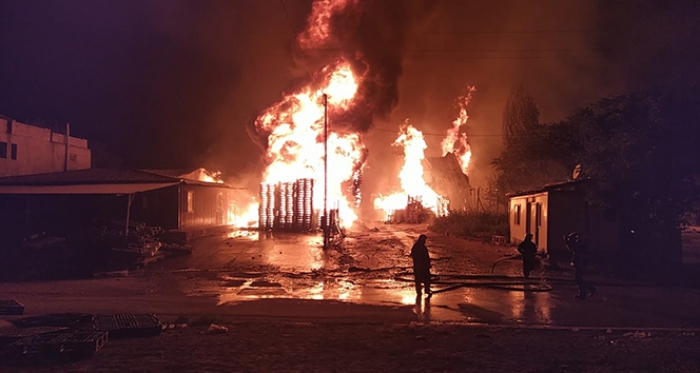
[255,61,365,227]
[226,0,365,229]
[227,0,476,228]
[374,123,441,218]
[199,171,224,184]
[441,87,475,174]
[228,202,259,228]
[298,0,356,49]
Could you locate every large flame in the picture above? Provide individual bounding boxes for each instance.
[226,0,366,229]
[374,123,441,218]
[228,0,475,229]
[228,202,259,228]
[255,61,365,227]
[441,87,475,175]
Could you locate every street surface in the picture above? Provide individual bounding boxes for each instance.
[2,224,699,329]
[2,225,700,372]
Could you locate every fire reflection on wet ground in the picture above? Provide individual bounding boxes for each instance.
[177,230,555,324]
[172,230,700,328]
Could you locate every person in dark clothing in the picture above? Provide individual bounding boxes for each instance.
[517,233,538,278]
[564,232,597,299]
[410,234,432,296]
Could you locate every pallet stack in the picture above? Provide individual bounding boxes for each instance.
[258,183,276,230]
[276,182,295,229]
[294,178,314,231]
[259,179,316,232]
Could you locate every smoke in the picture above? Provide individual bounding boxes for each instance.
[291,0,437,133]
[2,0,697,193]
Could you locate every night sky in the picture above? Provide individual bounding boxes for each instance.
[1,0,698,188]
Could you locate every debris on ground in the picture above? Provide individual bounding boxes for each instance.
[0,300,24,315]
[205,324,229,335]
[0,312,162,364]
[92,313,161,339]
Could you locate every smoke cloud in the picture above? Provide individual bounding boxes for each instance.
[1,0,698,192]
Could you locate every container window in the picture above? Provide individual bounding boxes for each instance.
[187,191,194,213]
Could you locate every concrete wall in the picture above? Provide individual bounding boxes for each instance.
[0,119,91,177]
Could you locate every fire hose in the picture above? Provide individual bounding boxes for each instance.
[393,273,554,293]
[393,253,555,293]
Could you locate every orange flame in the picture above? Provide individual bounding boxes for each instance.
[441,87,475,175]
[227,0,365,229]
[228,201,260,228]
[374,123,441,218]
[298,0,356,49]
[198,170,224,184]
[256,61,365,227]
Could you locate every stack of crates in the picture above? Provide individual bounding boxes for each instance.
[259,183,276,230]
[277,182,295,229]
[294,178,314,231]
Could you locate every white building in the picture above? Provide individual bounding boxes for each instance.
[0,116,91,177]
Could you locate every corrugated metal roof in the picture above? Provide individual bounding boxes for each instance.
[140,168,199,179]
[0,169,180,186]
[506,179,589,198]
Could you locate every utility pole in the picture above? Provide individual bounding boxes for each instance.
[323,94,329,251]
[64,123,70,171]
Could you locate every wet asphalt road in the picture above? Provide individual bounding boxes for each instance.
[2,226,700,329]
[142,227,700,329]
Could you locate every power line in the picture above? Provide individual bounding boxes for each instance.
[371,128,504,137]
[416,30,595,35]
[279,0,314,81]
[304,48,601,53]
[244,52,605,60]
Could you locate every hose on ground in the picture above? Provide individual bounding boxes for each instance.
[393,273,554,293]
[394,253,556,294]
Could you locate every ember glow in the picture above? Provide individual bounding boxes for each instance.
[374,123,441,217]
[441,87,475,175]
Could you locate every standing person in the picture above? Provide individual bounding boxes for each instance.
[565,232,597,299]
[410,234,432,296]
[517,233,538,278]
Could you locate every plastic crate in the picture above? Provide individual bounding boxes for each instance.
[92,313,161,338]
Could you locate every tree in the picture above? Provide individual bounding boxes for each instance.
[492,84,572,196]
[571,86,700,275]
[493,84,700,276]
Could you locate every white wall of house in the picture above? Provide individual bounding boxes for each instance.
[509,195,528,245]
[0,119,91,177]
[509,192,549,253]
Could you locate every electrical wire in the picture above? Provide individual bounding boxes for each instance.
[279,0,315,82]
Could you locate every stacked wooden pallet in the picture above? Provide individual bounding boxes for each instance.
[107,221,163,257]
